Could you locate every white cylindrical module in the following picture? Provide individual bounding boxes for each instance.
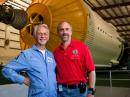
[84,4,124,67]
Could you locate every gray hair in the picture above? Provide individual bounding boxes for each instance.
[33,24,49,37]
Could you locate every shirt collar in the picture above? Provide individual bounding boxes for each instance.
[59,39,74,49]
[32,45,47,52]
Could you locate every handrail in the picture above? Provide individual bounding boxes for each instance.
[96,70,130,87]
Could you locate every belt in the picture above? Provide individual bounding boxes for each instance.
[62,84,80,89]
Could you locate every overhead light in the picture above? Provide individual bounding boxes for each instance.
[6,0,30,10]
[5,2,25,9]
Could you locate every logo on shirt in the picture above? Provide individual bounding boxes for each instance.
[72,49,78,55]
[47,57,54,63]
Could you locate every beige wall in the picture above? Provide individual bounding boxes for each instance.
[0,22,21,65]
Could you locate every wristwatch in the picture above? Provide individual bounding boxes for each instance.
[88,88,96,95]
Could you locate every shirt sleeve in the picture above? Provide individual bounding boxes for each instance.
[83,44,95,72]
[2,52,29,84]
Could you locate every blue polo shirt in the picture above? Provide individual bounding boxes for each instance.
[2,45,57,97]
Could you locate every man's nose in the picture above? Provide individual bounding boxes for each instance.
[63,30,67,33]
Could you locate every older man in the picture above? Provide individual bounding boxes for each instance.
[2,24,57,97]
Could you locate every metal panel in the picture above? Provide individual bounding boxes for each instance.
[0,39,5,47]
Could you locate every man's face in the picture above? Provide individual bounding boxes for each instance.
[36,27,49,46]
[58,22,72,42]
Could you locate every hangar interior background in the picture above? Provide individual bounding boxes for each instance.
[1,0,130,85]
[0,0,130,97]
[4,0,130,43]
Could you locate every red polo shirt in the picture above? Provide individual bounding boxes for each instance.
[54,39,95,85]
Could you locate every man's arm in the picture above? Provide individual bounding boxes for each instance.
[2,52,30,84]
[88,70,96,88]
[87,70,96,97]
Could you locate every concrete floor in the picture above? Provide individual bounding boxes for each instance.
[0,84,130,97]
[95,86,130,97]
[0,84,28,97]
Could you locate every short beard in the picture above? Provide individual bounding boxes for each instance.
[61,36,69,42]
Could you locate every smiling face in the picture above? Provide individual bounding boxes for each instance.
[57,22,72,42]
[34,24,49,46]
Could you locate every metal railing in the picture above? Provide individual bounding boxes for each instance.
[96,70,130,87]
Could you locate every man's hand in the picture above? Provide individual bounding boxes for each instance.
[87,94,94,97]
[23,77,30,86]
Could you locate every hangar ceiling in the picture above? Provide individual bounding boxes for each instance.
[84,0,130,43]
[4,0,31,10]
[3,0,130,43]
